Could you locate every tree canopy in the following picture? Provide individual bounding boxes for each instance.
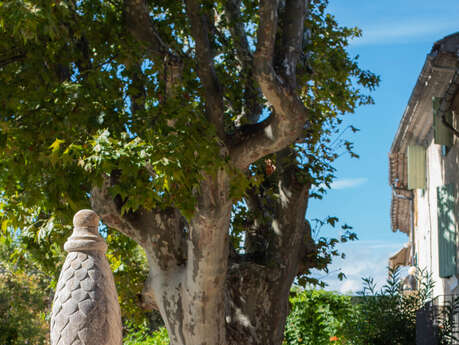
[0,0,379,344]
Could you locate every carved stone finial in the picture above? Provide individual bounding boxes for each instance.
[64,209,106,253]
[51,209,122,345]
[73,209,100,229]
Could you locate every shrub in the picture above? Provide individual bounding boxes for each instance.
[342,267,442,345]
[284,289,356,345]
[0,269,50,345]
[283,267,459,345]
[0,235,51,345]
[123,324,169,345]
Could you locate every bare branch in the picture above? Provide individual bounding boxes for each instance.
[255,0,279,65]
[277,0,308,87]
[128,64,146,115]
[230,0,310,170]
[224,0,263,123]
[0,53,26,68]
[90,175,186,270]
[230,98,308,170]
[224,0,251,65]
[90,177,147,244]
[123,0,174,59]
[185,0,225,139]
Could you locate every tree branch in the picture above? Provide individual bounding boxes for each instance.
[185,0,225,139]
[243,148,310,266]
[230,103,307,170]
[127,63,146,116]
[123,0,175,59]
[255,0,279,65]
[90,177,147,243]
[276,0,308,87]
[0,53,26,68]
[224,0,251,65]
[230,0,310,170]
[224,0,263,124]
[123,1,185,103]
[90,175,186,271]
[226,151,311,344]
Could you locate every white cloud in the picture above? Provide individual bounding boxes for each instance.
[312,240,408,294]
[330,177,368,190]
[339,279,362,294]
[364,241,406,250]
[352,19,459,46]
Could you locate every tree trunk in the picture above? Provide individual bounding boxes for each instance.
[109,157,310,345]
[225,158,311,345]
[132,170,233,345]
[92,158,312,345]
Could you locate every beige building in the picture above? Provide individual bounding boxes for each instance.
[389,32,459,298]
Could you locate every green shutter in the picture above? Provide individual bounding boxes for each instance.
[407,145,426,190]
[437,184,456,278]
[433,97,453,146]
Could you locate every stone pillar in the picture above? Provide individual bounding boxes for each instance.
[50,209,122,345]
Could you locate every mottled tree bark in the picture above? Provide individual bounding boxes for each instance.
[92,164,312,345]
[226,156,312,345]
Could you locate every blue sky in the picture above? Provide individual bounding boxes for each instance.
[308,0,459,293]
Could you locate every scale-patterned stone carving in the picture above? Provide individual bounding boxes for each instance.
[50,209,122,345]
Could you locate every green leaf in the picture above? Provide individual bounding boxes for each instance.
[49,138,65,153]
[1,219,10,233]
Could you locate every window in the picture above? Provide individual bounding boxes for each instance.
[407,145,426,190]
[437,184,456,278]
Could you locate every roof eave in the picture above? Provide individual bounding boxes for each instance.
[390,32,459,154]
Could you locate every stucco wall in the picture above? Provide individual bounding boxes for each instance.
[415,125,459,297]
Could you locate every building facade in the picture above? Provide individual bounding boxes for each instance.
[389,32,459,298]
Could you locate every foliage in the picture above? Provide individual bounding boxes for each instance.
[300,218,358,287]
[124,324,170,345]
[0,235,51,345]
[104,229,151,322]
[283,268,459,345]
[342,267,434,345]
[0,0,376,272]
[284,289,356,345]
[284,268,459,345]
[436,295,459,345]
[4,223,154,325]
[0,0,378,232]
[0,0,224,224]
[0,0,379,340]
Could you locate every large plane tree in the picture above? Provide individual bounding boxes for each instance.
[0,0,378,344]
